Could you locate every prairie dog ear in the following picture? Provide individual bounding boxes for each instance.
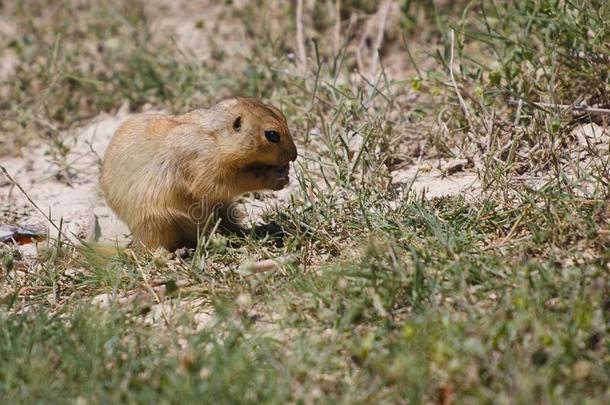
[267,105,285,121]
[233,116,242,132]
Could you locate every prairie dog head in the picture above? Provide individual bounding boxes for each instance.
[213,98,298,190]
[181,98,298,192]
[213,98,297,164]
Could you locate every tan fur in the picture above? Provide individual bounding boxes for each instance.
[100,98,297,251]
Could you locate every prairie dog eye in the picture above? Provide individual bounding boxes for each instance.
[265,130,280,143]
[233,116,242,132]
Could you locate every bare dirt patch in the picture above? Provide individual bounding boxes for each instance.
[1,110,129,245]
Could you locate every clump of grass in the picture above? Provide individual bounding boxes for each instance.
[429,0,610,187]
[471,1,610,107]
[0,306,292,403]
[0,1,215,155]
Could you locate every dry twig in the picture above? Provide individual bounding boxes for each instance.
[508,98,610,114]
[333,0,341,58]
[448,30,471,121]
[368,0,392,83]
[296,0,307,73]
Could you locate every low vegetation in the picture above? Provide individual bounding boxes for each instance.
[0,0,608,403]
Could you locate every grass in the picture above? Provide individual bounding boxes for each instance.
[0,0,609,403]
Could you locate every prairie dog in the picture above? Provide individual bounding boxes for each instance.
[100,98,297,251]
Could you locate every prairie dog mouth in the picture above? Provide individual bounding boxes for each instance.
[276,164,289,181]
[246,162,289,173]
[244,162,290,189]
[245,162,279,171]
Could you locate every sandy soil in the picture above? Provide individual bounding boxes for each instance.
[1,108,130,246]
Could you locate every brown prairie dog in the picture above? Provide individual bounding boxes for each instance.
[100,98,297,251]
